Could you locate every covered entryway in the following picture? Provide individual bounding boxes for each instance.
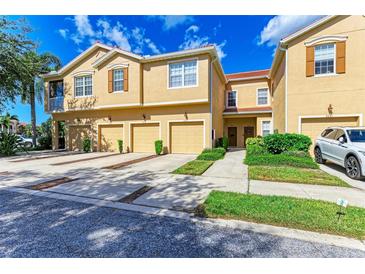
[98,124,123,152]
[301,116,360,142]
[69,125,92,151]
[169,121,204,154]
[131,123,160,153]
[228,127,237,147]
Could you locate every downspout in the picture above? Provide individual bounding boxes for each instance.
[279,45,288,133]
[210,56,218,148]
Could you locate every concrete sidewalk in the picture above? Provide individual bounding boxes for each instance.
[203,149,247,179]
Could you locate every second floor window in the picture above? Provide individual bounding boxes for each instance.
[315,44,335,75]
[113,69,124,92]
[169,60,197,88]
[227,91,237,108]
[257,88,268,105]
[75,75,92,97]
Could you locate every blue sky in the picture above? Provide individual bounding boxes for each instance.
[6,15,322,124]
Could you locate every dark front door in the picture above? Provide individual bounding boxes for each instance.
[228,127,237,147]
[243,126,255,147]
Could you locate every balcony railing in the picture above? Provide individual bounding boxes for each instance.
[49,96,64,112]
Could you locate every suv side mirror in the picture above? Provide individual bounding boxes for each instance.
[338,136,346,144]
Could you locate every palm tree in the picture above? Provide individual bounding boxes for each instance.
[20,51,61,146]
[0,112,19,133]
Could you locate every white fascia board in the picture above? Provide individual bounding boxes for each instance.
[142,46,216,62]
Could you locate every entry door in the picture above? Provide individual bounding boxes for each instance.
[244,126,255,147]
[228,127,237,147]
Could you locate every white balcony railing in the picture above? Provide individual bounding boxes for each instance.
[49,97,64,112]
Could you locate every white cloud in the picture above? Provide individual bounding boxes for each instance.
[58,28,69,39]
[96,19,131,51]
[74,15,95,37]
[179,25,227,59]
[152,16,194,30]
[258,15,324,47]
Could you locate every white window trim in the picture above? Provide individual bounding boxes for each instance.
[314,43,337,77]
[167,58,199,90]
[226,90,238,109]
[112,68,124,93]
[261,120,272,136]
[74,74,93,98]
[256,87,269,106]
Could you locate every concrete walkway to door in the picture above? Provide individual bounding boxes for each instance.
[202,148,248,180]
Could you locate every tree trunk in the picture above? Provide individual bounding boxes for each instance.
[30,83,37,146]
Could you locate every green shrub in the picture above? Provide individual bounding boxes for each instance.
[263,133,312,154]
[246,137,264,146]
[214,137,223,148]
[117,140,123,153]
[282,150,310,158]
[202,147,226,156]
[245,154,318,169]
[82,137,91,153]
[197,152,224,161]
[38,135,52,149]
[154,140,163,155]
[222,136,229,150]
[246,144,268,156]
[0,132,21,156]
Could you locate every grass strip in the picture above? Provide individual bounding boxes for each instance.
[197,191,365,239]
[244,154,319,169]
[173,160,214,175]
[249,166,350,187]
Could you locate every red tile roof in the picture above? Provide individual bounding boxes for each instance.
[224,106,272,113]
[226,69,270,81]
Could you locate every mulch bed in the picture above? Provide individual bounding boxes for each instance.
[28,177,78,190]
[103,154,160,170]
[119,185,153,203]
[51,153,120,166]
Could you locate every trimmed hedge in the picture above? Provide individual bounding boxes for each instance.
[244,154,319,169]
[117,140,123,153]
[264,133,312,154]
[82,137,91,153]
[155,140,163,155]
[197,147,225,161]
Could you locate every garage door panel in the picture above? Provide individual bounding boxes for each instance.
[301,116,359,143]
[132,123,159,153]
[69,126,91,151]
[99,125,123,152]
[170,122,204,154]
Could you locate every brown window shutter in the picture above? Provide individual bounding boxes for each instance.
[336,41,346,74]
[123,67,128,91]
[108,70,113,93]
[306,46,314,77]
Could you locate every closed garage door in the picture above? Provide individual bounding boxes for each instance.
[69,125,92,151]
[301,116,359,142]
[99,124,123,152]
[132,123,159,152]
[170,121,204,154]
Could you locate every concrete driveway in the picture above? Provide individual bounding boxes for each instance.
[0,150,246,212]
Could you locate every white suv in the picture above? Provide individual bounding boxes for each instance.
[314,127,365,180]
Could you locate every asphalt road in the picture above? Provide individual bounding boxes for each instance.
[0,190,364,258]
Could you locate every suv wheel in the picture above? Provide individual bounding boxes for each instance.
[314,147,326,164]
[345,156,361,179]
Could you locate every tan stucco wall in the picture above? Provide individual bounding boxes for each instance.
[271,55,286,133]
[226,78,270,109]
[211,60,226,145]
[52,104,211,153]
[286,15,365,135]
[142,54,210,104]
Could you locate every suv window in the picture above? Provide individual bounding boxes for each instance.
[321,129,337,139]
[335,129,347,142]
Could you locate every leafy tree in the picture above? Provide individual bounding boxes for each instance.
[20,51,61,145]
[0,112,19,129]
[0,16,34,111]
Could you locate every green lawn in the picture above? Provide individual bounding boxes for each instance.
[197,191,365,239]
[249,166,350,187]
[173,160,214,176]
[244,154,319,169]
